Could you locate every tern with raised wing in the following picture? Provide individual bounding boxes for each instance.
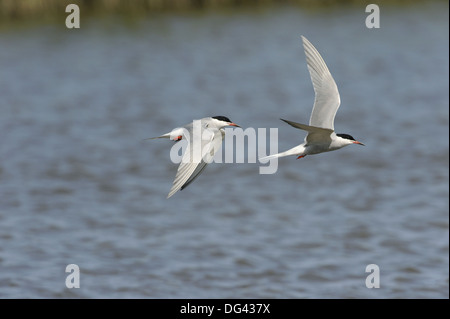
[261,36,364,162]
[150,116,239,198]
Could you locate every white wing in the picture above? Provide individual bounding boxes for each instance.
[167,125,224,198]
[280,118,333,145]
[302,36,341,130]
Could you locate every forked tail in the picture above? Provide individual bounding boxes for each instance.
[259,145,305,161]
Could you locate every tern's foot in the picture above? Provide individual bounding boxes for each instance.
[297,155,306,159]
[173,135,183,141]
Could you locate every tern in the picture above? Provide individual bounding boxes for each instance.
[261,36,364,162]
[150,116,239,198]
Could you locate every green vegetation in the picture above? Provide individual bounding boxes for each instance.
[0,0,441,26]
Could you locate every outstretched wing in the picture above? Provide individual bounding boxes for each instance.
[167,127,224,198]
[280,118,334,145]
[302,36,341,130]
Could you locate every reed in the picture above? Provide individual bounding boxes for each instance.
[0,0,439,22]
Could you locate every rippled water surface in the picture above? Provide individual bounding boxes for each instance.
[0,2,448,298]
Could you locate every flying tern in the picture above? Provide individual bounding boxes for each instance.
[150,116,239,198]
[261,36,364,162]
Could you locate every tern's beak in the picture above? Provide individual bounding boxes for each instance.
[228,123,240,127]
[353,141,365,146]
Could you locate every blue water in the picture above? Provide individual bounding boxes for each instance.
[0,2,448,298]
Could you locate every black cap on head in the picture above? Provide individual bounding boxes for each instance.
[212,116,232,123]
[336,133,356,141]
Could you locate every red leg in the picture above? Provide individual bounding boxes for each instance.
[297,155,306,159]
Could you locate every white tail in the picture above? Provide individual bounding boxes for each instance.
[260,145,305,161]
